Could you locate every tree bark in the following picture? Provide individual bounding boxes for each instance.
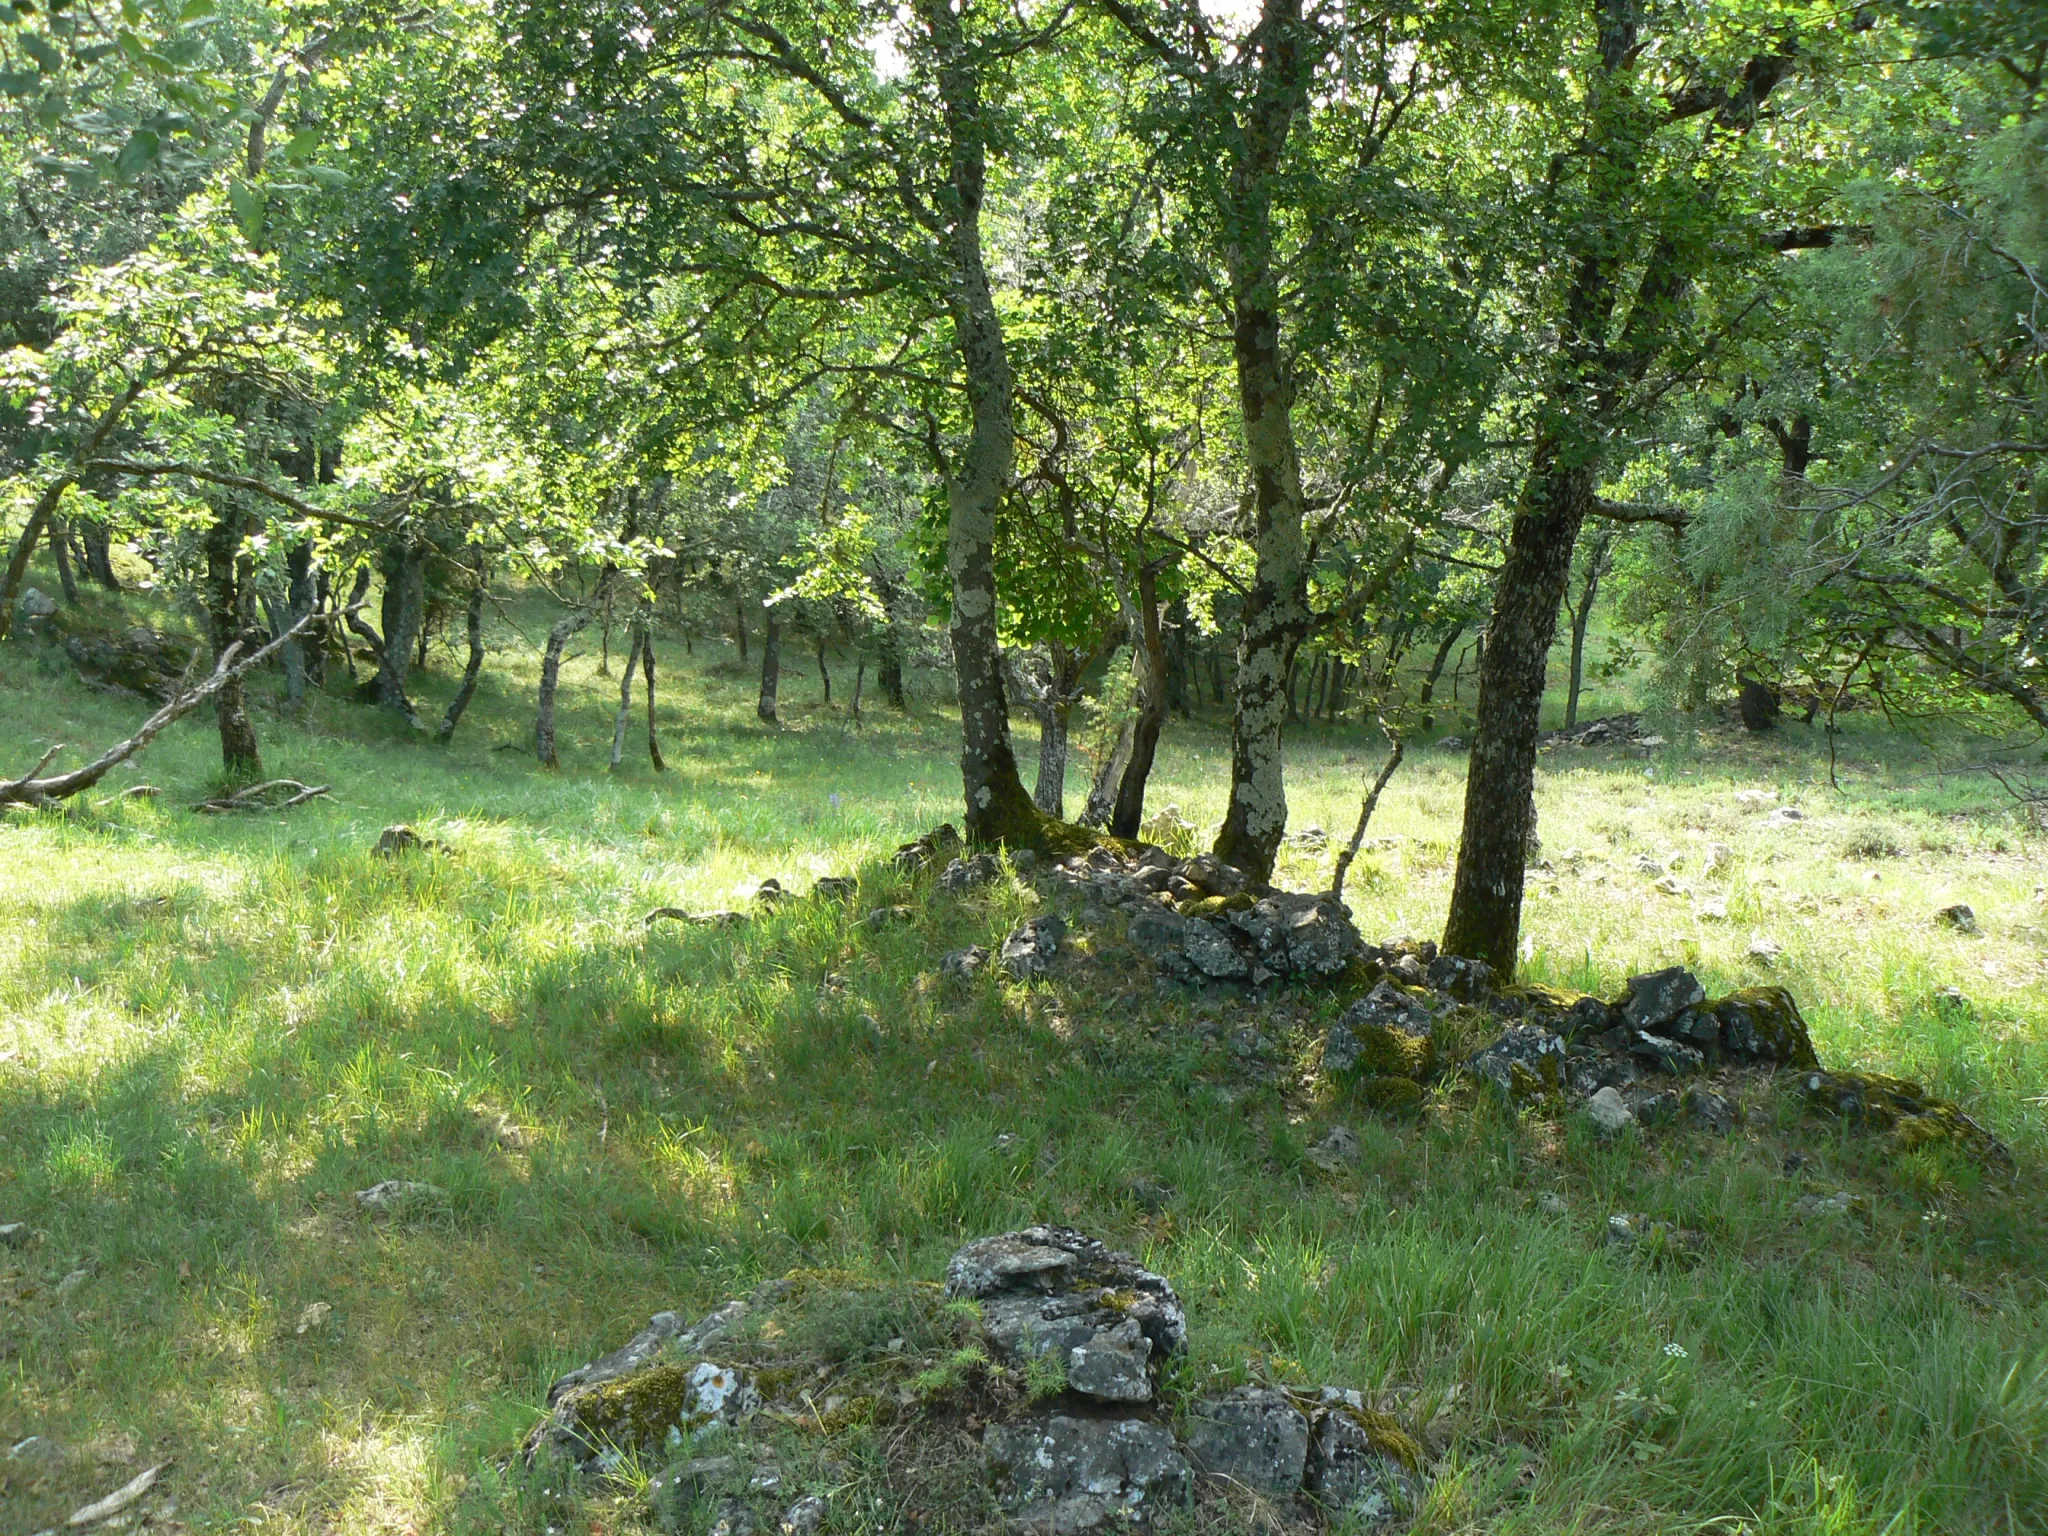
[1210,0,1316,883]
[203,509,263,779]
[1417,620,1465,731]
[47,515,80,606]
[734,591,750,663]
[1564,528,1614,731]
[920,0,1042,846]
[757,606,782,722]
[642,627,665,769]
[611,620,648,770]
[1165,594,1192,718]
[79,520,119,591]
[1080,718,1134,829]
[816,635,831,705]
[1110,564,1171,838]
[372,538,426,726]
[536,598,598,769]
[437,566,487,742]
[280,542,316,707]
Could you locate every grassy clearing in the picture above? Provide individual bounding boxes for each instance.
[2,586,2045,1534]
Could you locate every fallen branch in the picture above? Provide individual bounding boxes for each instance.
[193,779,331,814]
[0,611,320,809]
[1330,723,1405,904]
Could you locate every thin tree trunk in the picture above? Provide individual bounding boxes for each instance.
[204,509,263,779]
[280,542,316,708]
[757,606,782,723]
[851,656,865,727]
[734,592,749,663]
[437,566,487,742]
[371,539,425,727]
[1080,718,1134,828]
[1564,529,1613,732]
[610,621,648,770]
[642,628,665,769]
[1035,704,1071,817]
[1110,564,1171,838]
[1208,641,1225,709]
[1165,595,1192,718]
[1417,620,1465,731]
[816,636,831,706]
[1330,729,1405,904]
[536,596,599,769]
[79,520,119,590]
[47,515,79,605]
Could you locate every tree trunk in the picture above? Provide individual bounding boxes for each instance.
[536,599,598,769]
[1208,642,1226,708]
[1441,441,1595,973]
[1035,703,1071,818]
[1211,0,1315,882]
[1564,529,1613,731]
[371,539,425,727]
[816,636,832,705]
[1165,595,1192,718]
[642,628,665,769]
[734,591,750,663]
[203,509,263,779]
[1080,718,1133,828]
[611,620,648,770]
[922,0,1042,846]
[1417,620,1465,731]
[437,567,488,742]
[1110,565,1171,838]
[757,606,782,722]
[278,542,316,707]
[47,515,80,606]
[80,520,119,591]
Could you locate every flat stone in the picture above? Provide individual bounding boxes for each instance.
[1585,1086,1634,1135]
[1185,1387,1309,1497]
[1182,919,1250,980]
[1937,903,1978,934]
[939,945,989,979]
[1628,1030,1705,1077]
[939,853,1004,893]
[353,1179,447,1216]
[1621,967,1706,1030]
[1065,1317,1153,1402]
[1467,1026,1566,1100]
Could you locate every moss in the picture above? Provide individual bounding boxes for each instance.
[1799,1069,2012,1169]
[1347,1020,1434,1080]
[1349,1408,1423,1472]
[1358,1076,1426,1114]
[564,1362,708,1456]
[1713,987,1820,1067]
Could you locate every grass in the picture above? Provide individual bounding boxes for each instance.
[1,577,2045,1535]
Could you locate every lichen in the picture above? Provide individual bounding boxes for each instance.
[1345,1021,1434,1080]
[1798,1070,2012,1169]
[1713,987,1820,1067]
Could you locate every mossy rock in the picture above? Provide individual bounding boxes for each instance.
[1797,1069,2012,1169]
[1713,987,1820,1068]
[1178,892,1256,919]
[1347,1020,1434,1080]
[1340,1407,1423,1472]
[543,1360,759,1464]
[1357,1076,1426,1114]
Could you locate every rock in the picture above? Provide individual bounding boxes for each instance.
[1326,983,1435,1080]
[1306,1125,1362,1171]
[1734,789,1777,808]
[1286,825,1329,853]
[1185,1388,1309,1497]
[372,825,438,858]
[1937,903,1978,934]
[1634,856,1666,877]
[1000,915,1067,980]
[893,823,963,874]
[1703,842,1733,875]
[18,587,58,620]
[1467,1026,1566,1101]
[1621,967,1706,1030]
[1603,1213,1704,1261]
[857,905,914,930]
[1304,1393,1421,1523]
[1181,855,1248,898]
[536,1359,760,1468]
[1746,934,1783,965]
[1763,806,1806,827]
[939,945,989,980]
[780,1494,827,1535]
[1438,736,1465,751]
[1629,1088,1682,1126]
[1793,1190,1864,1221]
[753,878,791,906]
[1584,1086,1634,1135]
[1684,1086,1736,1134]
[1358,1077,1426,1114]
[1795,1070,2012,1168]
[1388,952,1427,986]
[1425,953,1492,1000]
[1224,891,1362,977]
[545,1301,751,1408]
[1126,905,1189,965]
[984,1414,1190,1534]
[0,1221,33,1248]
[1181,919,1250,980]
[1711,987,1819,1067]
[945,1227,1186,1404]
[1627,1030,1705,1078]
[1140,805,1199,855]
[811,876,857,902]
[1653,875,1690,897]
[1124,1177,1175,1213]
[1537,1191,1570,1216]
[939,853,1004,893]
[353,1179,448,1216]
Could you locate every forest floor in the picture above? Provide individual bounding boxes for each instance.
[2,586,2045,1535]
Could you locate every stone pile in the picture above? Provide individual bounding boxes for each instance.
[1537,712,1657,749]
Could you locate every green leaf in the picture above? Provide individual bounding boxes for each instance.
[282,127,319,163]
[0,68,35,94]
[228,177,266,242]
[21,29,59,69]
[116,26,143,60]
[118,0,139,20]
[176,0,214,21]
[114,125,158,177]
[302,164,350,188]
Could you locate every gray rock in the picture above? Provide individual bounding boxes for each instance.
[1182,919,1250,980]
[1425,953,1492,1000]
[940,853,1004,893]
[1584,1086,1634,1135]
[811,876,857,902]
[353,1179,447,1216]
[940,945,989,980]
[753,878,791,906]
[1622,967,1706,1030]
[1225,892,1363,977]
[779,1493,827,1534]
[1306,1124,1362,1171]
[984,1414,1190,1534]
[1305,1393,1418,1523]
[1684,1086,1736,1134]
[1000,915,1067,980]
[1937,903,1978,934]
[1604,1212,1704,1258]
[18,587,57,620]
[0,1222,33,1248]
[1793,1190,1862,1221]
[1467,1026,1565,1099]
[1627,1031,1705,1077]
[856,904,914,930]
[1389,952,1428,986]
[1065,1317,1154,1402]
[1181,855,1248,897]
[1185,1387,1309,1497]
[1126,904,1189,964]
[546,1301,750,1407]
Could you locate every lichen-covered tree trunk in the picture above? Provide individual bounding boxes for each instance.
[757,607,782,723]
[536,600,597,769]
[80,520,119,591]
[922,0,1041,846]
[1110,565,1171,838]
[47,515,80,606]
[1442,440,1595,973]
[372,538,426,727]
[610,619,648,770]
[1563,528,1613,731]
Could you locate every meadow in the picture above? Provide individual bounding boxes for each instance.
[2,588,2045,1535]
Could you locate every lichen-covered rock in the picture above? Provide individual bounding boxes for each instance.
[810,876,857,902]
[1305,1393,1421,1524]
[945,1227,1186,1404]
[1795,1070,2012,1168]
[939,852,1004,892]
[1468,1026,1566,1101]
[535,1359,760,1468]
[545,1301,749,1408]
[1327,982,1436,1080]
[984,1414,1190,1533]
[939,945,989,979]
[1621,967,1706,1030]
[1627,1030,1705,1077]
[1712,988,1820,1068]
[1181,919,1251,980]
[893,823,962,874]
[1603,1213,1705,1262]
[1425,953,1492,1001]
[1181,855,1249,898]
[1000,915,1067,980]
[1125,905,1189,966]
[1357,1076,1426,1114]
[1184,1388,1308,1497]
[1225,892,1363,978]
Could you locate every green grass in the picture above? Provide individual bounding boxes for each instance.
[2,582,2045,1534]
